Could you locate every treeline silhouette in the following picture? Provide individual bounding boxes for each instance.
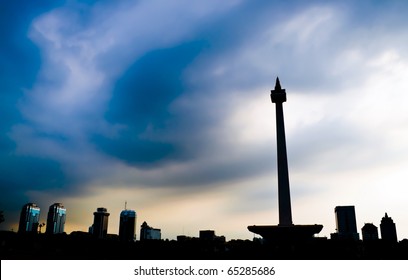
[1,231,407,260]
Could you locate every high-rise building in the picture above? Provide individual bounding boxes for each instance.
[380,213,398,242]
[361,223,379,241]
[140,221,161,240]
[46,203,66,234]
[18,203,41,233]
[332,206,359,240]
[119,209,137,242]
[92,207,110,239]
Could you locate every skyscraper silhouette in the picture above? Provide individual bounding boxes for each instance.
[46,203,66,234]
[380,213,398,242]
[92,207,110,239]
[332,206,359,240]
[119,209,137,242]
[18,203,40,233]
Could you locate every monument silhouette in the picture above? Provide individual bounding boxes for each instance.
[248,78,323,242]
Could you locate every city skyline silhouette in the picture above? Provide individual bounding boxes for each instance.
[3,79,404,255]
[7,200,403,242]
[1,200,406,260]
[3,79,406,249]
[1,0,408,245]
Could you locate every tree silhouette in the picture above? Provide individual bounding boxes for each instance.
[0,210,4,224]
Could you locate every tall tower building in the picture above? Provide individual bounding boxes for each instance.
[380,213,398,242]
[46,203,66,234]
[248,78,322,241]
[119,208,137,242]
[333,206,359,240]
[270,77,292,226]
[92,207,110,239]
[18,203,41,233]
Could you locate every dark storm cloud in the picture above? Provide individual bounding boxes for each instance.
[0,0,54,133]
[0,156,66,193]
[131,142,277,188]
[92,1,288,168]
[0,0,365,195]
[1,0,265,214]
[0,0,66,210]
[95,41,209,166]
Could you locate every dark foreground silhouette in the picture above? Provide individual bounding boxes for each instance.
[1,231,407,260]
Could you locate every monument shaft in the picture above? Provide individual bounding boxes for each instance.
[271,78,293,226]
[275,102,293,226]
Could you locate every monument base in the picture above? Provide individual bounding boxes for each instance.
[248,224,323,242]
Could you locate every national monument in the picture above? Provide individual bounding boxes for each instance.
[248,78,323,241]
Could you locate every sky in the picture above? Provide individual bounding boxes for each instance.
[1,0,408,241]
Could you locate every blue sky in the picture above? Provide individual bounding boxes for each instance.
[1,0,408,240]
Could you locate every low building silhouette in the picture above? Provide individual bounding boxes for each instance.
[177,235,196,242]
[140,221,161,240]
[362,223,378,241]
[1,228,408,260]
[199,230,226,242]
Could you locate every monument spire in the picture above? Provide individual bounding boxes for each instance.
[275,77,282,90]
